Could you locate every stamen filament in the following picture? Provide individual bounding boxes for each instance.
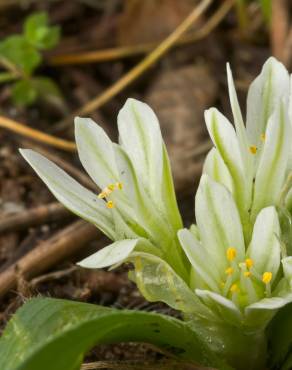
[262,272,272,297]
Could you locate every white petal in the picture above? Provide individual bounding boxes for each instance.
[75,117,119,190]
[114,144,171,242]
[118,98,163,200]
[178,229,221,291]
[245,293,292,329]
[226,63,251,172]
[247,206,281,281]
[195,289,243,326]
[78,239,140,268]
[20,149,115,239]
[195,174,245,272]
[204,108,251,217]
[203,148,233,193]
[251,101,291,218]
[246,57,289,147]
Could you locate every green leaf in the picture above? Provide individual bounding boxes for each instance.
[267,302,292,368]
[31,76,64,108]
[0,35,41,75]
[24,12,60,50]
[0,297,229,370]
[11,79,38,106]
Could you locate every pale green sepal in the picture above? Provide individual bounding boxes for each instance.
[130,252,218,322]
[75,117,119,190]
[195,174,245,272]
[78,239,140,269]
[247,206,281,281]
[19,149,115,239]
[251,101,291,219]
[245,293,292,329]
[203,148,233,193]
[246,57,289,148]
[178,228,221,291]
[204,107,250,219]
[118,98,163,200]
[195,289,243,327]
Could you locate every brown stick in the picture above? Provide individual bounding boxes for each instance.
[0,220,99,297]
[0,203,72,234]
[56,0,212,129]
[271,0,289,62]
[50,0,234,66]
[0,115,76,152]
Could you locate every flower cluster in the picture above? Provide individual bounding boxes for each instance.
[20,57,292,336]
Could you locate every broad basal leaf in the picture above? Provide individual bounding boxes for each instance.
[0,298,230,370]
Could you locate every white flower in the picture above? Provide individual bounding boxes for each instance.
[204,57,292,240]
[20,98,188,279]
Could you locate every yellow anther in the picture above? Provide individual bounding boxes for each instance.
[249,145,257,154]
[107,184,115,191]
[106,201,115,209]
[116,182,123,190]
[98,186,113,199]
[230,284,239,293]
[244,271,251,278]
[262,272,272,284]
[225,267,234,276]
[245,258,254,269]
[226,247,237,261]
[260,133,266,142]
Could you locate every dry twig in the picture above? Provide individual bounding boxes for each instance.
[0,202,72,234]
[0,115,76,151]
[55,0,212,129]
[0,220,99,297]
[50,0,234,66]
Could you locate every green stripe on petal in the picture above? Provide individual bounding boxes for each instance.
[246,57,290,149]
[75,117,119,190]
[20,149,115,239]
[195,174,245,272]
[247,206,281,282]
[178,229,221,292]
[204,108,251,231]
[251,101,291,219]
[118,98,163,201]
[203,148,233,193]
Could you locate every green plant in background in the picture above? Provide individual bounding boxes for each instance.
[236,0,272,28]
[0,12,61,106]
[1,57,292,370]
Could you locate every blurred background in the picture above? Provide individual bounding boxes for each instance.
[0,0,291,367]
